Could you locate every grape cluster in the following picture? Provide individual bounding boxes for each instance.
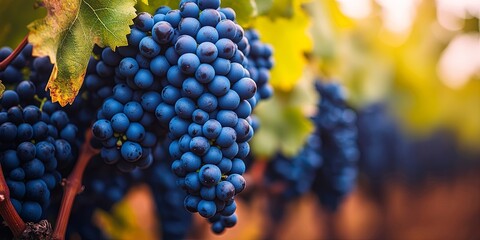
[262,80,358,226]
[265,134,323,200]
[311,81,359,211]
[0,46,78,222]
[87,0,260,233]
[90,44,167,172]
[149,2,253,233]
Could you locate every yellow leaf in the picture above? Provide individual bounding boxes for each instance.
[252,0,312,91]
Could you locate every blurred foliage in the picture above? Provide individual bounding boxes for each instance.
[96,189,156,240]
[251,72,317,157]
[0,0,46,48]
[252,0,313,91]
[308,0,480,150]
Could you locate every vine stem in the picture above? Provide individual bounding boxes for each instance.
[52,130,98,240]
[0,34,29,71]
[0,165,26,237]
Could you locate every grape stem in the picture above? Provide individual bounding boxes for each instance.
[0,165,26,238]
[0,34,29,71]
[52,129,98,240]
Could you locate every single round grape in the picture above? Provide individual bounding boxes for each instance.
[189,136,210,155]
[221,142,238,158]
[232,78,257,100]
[216,38,236,59]
[184,194,201,213]
[202,119,222,139]
[215,180,235,201]
[169,116,189,138]
[17,123,33,142]
[139,36,161,58]
[134,68,154,89]
[199,9,221,27]
[218,90,240,110]
[150,55,170,77]
[121,141,143,162]
[192,109,209,124]
[126,122,146,142]
[219,8,236,21]
[119,57,139,77]
[178,53,201,75]
[188,123,203,137]
[212,58,231,76]
[175,35,198,55]
[221,200,237,216]
[199,164,221,187]
[17,142,36,162]
[202,146,223,164]
[35,141,55,162]
[180,2,200,18]
[222,213,238,228]
[25,179,48,202]
[128,28,147,47]
[208,75,230,97]
[54,139,72,163]
[124,101,144,122]
[197,26,219,44]
[165,10,182,28]
[216,20,237,40]
[20,201,42,222]
[185,172,202,192]
[175,97,196,119]
[217,157,232,173]
[182,77,204,98]
[113,84,133,104]
[155,103,176,124]
[16,81,36,101]
[197,200,216,218]
[200,186,216,200]
[181,152,202,172]
[141,91,162,112]
[197,42,218,63]
[134,12,154,31]
[92,119,114,140]
[152,21,175,44]
[23,159,45,179]
[1,90,20,108]
[178,18,200,40]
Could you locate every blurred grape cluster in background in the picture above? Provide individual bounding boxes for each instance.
[1,0,479,239]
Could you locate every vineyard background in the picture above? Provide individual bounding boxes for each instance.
[0,0,479,239]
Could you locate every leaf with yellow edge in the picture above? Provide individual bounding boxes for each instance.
[252,0,312,91]
[0,81,4,97]
[28,0,136,106]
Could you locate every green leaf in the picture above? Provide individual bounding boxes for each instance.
[222,0,258,26]
[135,0,180,14]
[28,0,137,106]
